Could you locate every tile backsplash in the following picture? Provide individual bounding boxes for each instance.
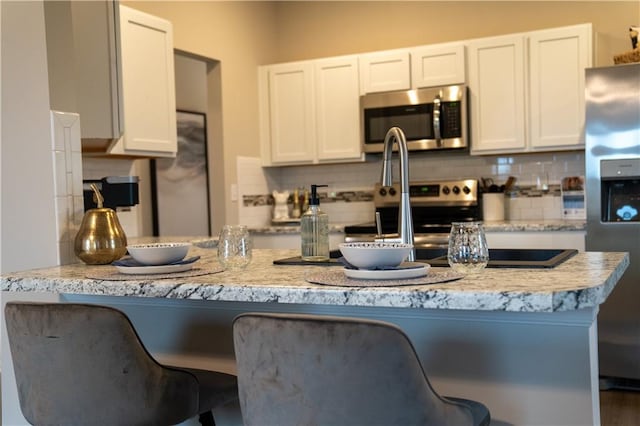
[238,151,585,226]
[50,111,84,265]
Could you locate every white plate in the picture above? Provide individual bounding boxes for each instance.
[343,262,430,280]
[115,262,194,275]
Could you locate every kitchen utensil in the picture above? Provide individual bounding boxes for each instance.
[504,176,517,192]
[74,184,127,265]
[375,212,382,238]
[447,222,489,275]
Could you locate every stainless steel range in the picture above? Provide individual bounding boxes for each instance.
[344,179,480,248]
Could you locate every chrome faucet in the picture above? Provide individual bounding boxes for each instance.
[381,127,415,261]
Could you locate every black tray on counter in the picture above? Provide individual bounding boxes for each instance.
[274,248,578,269]
[273,251,343,266]
[419,248,579,269]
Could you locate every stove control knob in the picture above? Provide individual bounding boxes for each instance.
[388,187,397,196]
[442,186,450,195]
[462,186,471,195]
[379,188,387,196]
[452,186,460,195]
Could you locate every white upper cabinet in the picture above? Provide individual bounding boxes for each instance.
[260,56,363,166]
[359,43,465,94]
[264,61,316,164]
[528,24,592,151]
[72,1,177,157]
[467,34,527,153]
[358,50,411,94]
[108,5,177,157]
[468,23,592,155]
[259,23,593,165]
[410,42,466,88]
[314,56,362,162]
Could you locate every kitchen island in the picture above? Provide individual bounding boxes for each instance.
[1,248,629,425]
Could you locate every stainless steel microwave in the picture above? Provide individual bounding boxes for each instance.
[361,85,468,153]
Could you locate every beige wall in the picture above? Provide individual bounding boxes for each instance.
[125,1,278,229]
[124,1,638,227]
[1,1,59,272]
[273,1,637,65]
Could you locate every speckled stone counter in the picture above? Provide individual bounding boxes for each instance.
[0,247,626,313]
[1,246,628,426]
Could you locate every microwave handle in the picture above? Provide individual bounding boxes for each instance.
[433,95,442,146]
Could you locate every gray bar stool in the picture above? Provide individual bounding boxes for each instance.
[233,312,490,426]
[4,302,238,426]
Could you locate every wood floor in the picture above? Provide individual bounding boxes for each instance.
[600,389,640,425]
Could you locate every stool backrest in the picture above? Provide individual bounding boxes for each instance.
[4,302,199,425]
[233,312,474,426]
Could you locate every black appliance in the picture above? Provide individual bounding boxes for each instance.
[83,176,140,211]
[344,179,480,248]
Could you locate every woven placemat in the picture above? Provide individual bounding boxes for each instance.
[306,269,464,287]
[86,266,224,281]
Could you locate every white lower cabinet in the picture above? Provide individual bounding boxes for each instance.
[252,233,345,250]
[485,231,585,251]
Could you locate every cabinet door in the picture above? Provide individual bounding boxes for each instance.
[315,56,362,162]
[111,5,177,157]
[411,42,466,88]
[528,24,592,150]
[70,0,122,141]
[468,35,526,154]
[268,61,316,164]
[359,50,411,94]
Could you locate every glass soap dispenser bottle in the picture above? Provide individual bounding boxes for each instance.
[301,184,329,262]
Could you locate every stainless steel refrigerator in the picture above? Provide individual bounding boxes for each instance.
[585,63,640,388]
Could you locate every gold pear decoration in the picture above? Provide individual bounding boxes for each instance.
[74,183,127,264]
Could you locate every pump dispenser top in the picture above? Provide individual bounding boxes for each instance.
[309,184,326,206]
[301,184,329,261]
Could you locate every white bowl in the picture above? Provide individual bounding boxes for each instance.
[126,242,191,266]
[338,242,413,269]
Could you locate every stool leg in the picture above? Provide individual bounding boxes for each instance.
[198,410,215,426]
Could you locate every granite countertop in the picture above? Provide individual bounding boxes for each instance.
[251,220,586,235]
[1,247,627,313]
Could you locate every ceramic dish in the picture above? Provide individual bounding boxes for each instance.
[126,242,191,265]
[113,256,200,275]
[115,262,195,275]
[338,242,413,269]
[343,262,429,280]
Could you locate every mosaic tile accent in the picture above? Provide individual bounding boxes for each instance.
[243,190,374,207]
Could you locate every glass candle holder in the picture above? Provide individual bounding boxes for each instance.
[217,225,252,270]
[447,221,489,275]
